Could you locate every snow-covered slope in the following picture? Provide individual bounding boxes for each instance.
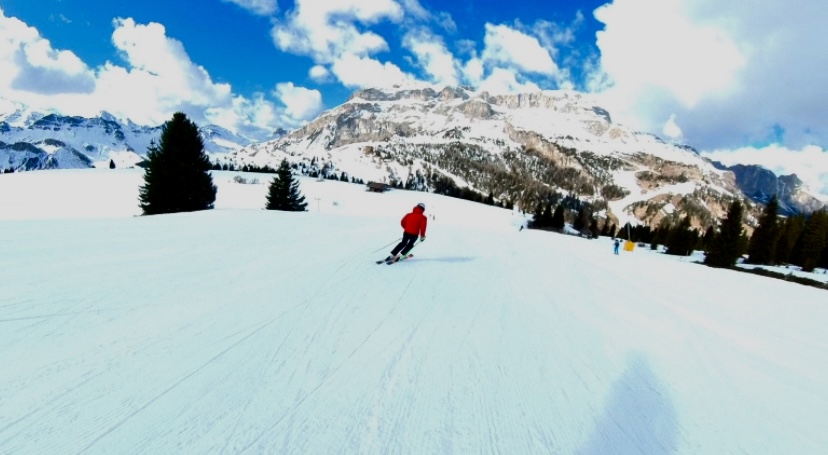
[0,169,826,454]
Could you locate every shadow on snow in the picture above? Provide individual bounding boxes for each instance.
[578,352,679,455]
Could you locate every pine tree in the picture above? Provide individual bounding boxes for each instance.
[538,203,554,228]
[666,216,695,256]
[265,159,307,211]
[790,209,828,272]
[590,218,600,238]
[704,200,744,267]
[775,214,806,265]
[574,206,591,234]
[551,205,565,231]
[701,225,716,253]
[529,202,544,228]
[747,196,780,264]
[109,159,116,169]
[138,112,216,215]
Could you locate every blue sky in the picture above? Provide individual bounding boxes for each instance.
[1,0,827,195]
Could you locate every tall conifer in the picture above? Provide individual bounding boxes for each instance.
[747,196,780,264]
[265,159,308,211]
[705,200,744,267]
[139,112,216,215]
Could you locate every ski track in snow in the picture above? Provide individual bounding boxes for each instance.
[0,170,827,454]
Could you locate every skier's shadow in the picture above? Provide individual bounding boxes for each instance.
[408,256,475,263]
[578,352,679,454]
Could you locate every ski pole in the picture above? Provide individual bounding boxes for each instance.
[372,238,401,253]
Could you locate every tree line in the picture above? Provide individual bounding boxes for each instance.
[538,195,827,272]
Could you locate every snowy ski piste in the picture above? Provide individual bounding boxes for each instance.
[1,169,826,454]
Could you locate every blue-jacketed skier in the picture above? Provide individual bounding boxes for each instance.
[385,203,427,263]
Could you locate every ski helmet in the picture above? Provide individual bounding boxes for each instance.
[416,202,426,210]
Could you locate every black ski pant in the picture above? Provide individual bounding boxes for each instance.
[391,232,419,256]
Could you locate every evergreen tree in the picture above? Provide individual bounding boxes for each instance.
[573,206,590,233]
[138,112,216,215]
[265,159,308,211]
[701,225,716,253]
[600,221,610,237]
[819,238,828,270]
[609,223,617,239]
[551,205,566,231]
[747,196,780,264]
[790,209,828,272]
[538,203,554,228]
[775,214,806,265]
[704,200,744,267]
[590,218,600,238]
[665,217,695,256]
[529,202,545,228]
[109,159,116,169]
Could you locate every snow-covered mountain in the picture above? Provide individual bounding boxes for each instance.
[227,85,764,228]
[0,100,254,171]
[711,161,827,216]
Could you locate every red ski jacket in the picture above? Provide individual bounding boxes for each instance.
[401,206,427,237]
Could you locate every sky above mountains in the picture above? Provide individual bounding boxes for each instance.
[1,0,827,194]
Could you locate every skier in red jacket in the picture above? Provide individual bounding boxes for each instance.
[384,203,427,263]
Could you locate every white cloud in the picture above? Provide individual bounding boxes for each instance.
[331,54,414,89]
[222,0,278,16]
[205,93,279,139]
[480,24,557,75]
[308,65,331,82]
[96,18,233,125]
[274,82,323,120]
[662,114,683,140]
[0,8,95,96]
[588,0,828,157]
[402,30,458,87]
[271,0,403,63]
[0,9,305,137]
[702,145,828,198]
[593,0,744,110]
[478,68,540,95]
[461,58,484,86]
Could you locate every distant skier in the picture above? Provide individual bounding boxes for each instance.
[613,238,621,255]
[384,203,427,263]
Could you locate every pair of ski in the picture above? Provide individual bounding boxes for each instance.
[376,254,413,265]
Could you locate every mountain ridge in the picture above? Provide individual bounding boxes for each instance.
[1,89,825,225]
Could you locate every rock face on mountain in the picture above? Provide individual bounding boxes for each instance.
[711,162,826,216]
[230,86,765,228]
[0,102,253,171]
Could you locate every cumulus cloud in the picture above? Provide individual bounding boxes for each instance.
[702,145,828,198]
[96,18,234,125]
[0,8,308,138]
[480,23,558,75]
[662,114,683,140]
[461,58,484,86]
[222,0,278,16]
[308,65,331,82]
[478,68,541,95]
[271,0,403,63]
[331,54,414,88]
[0,8,96,97]
[402,29,459,86]
[588,0,828,167]
[274,82,323,120]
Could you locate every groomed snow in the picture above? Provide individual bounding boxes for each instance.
[1,169,826,454]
